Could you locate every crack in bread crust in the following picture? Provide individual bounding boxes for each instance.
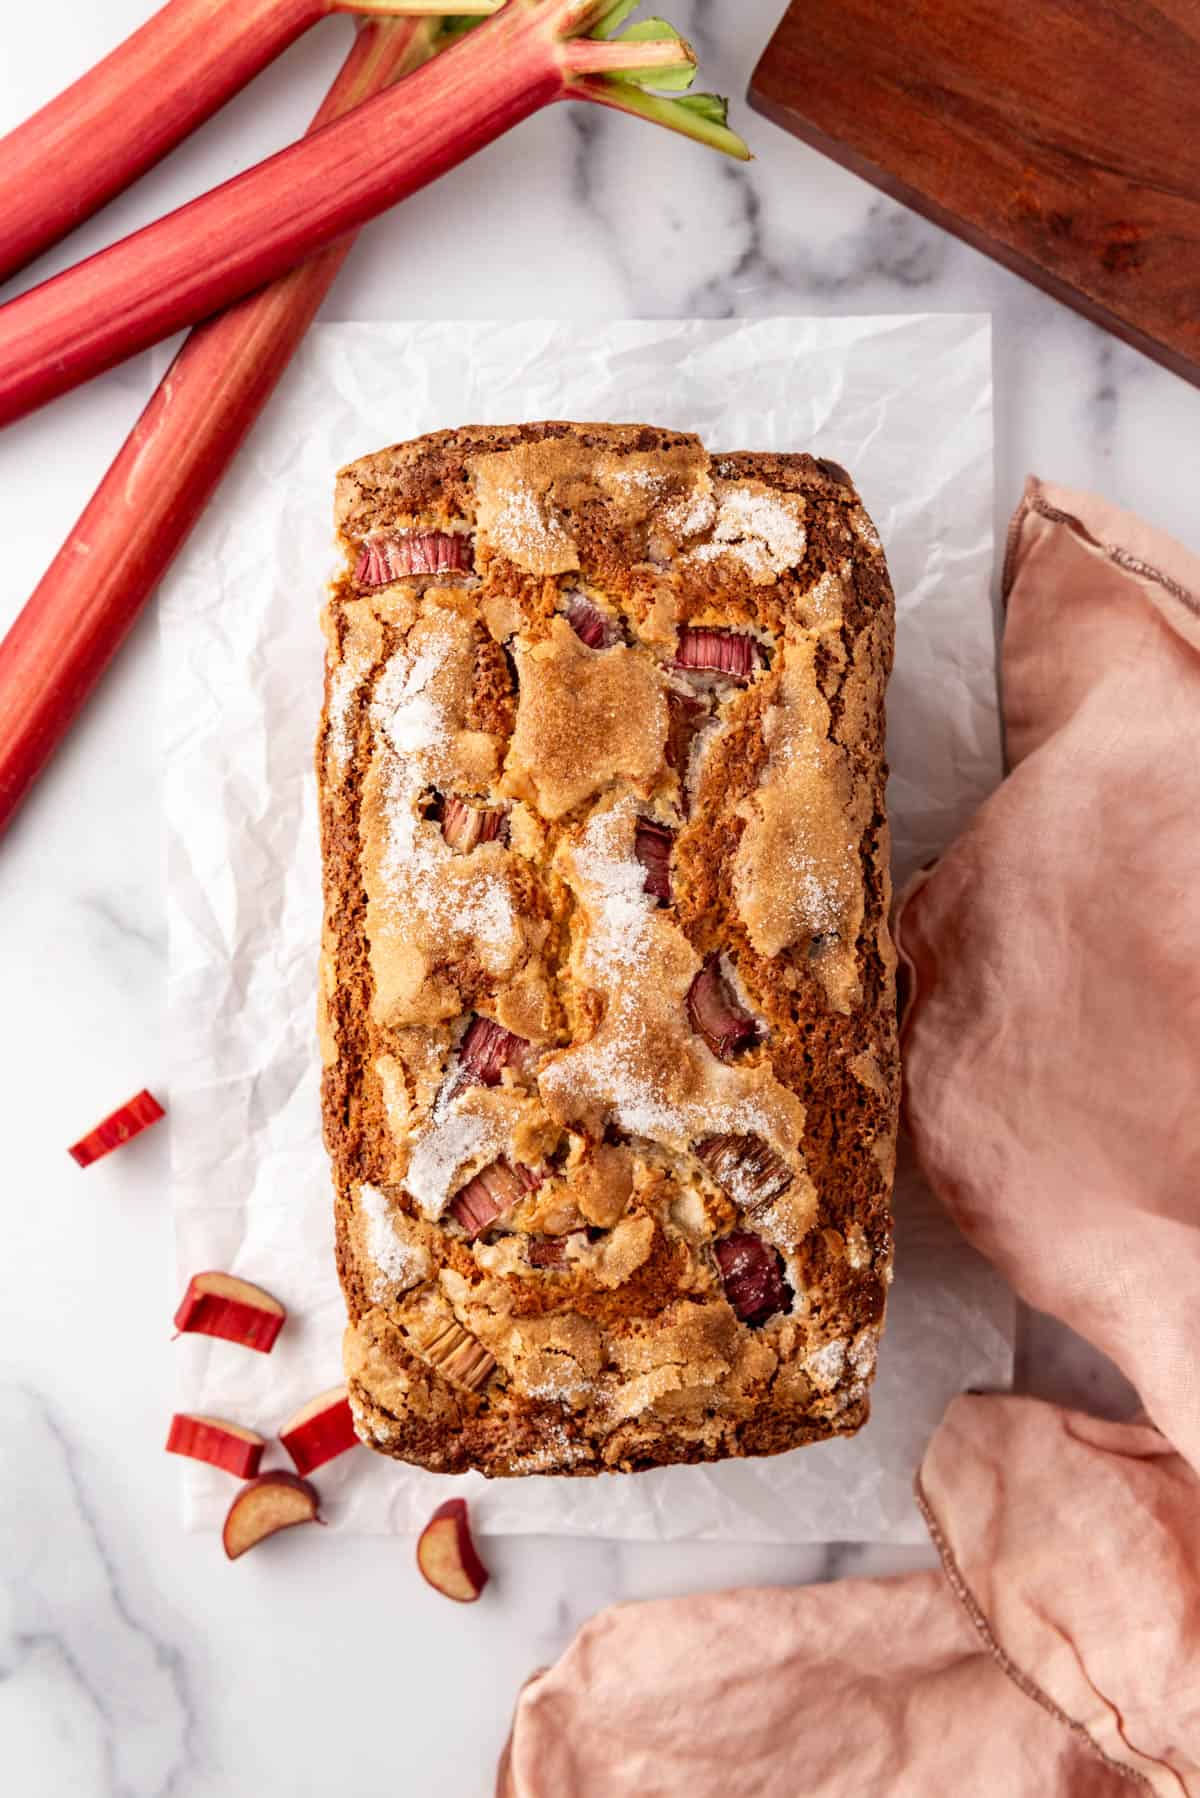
[319,422,899,1478]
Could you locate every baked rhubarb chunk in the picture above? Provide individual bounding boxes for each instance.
[318,423,899,1479]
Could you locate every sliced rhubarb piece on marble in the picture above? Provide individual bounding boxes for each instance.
[440,795,507,853]
[449,1160,526,1239]
[697,1135,793,1208]
[166,1414,264,1480]
[687,959,758,1059]
[672,626,763,681]
[714,1232,790,1325]
[563,590,621,648]
[279,1385,360,1475]
[634,818,674,902]
[173,1272,286,1353]
[223,1472,322,1561]
[417,1498,490,1603]
[68,1088,164,1166]
[458,1016,531,1087]
[354,529,473,588]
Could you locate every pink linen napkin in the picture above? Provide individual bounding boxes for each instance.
[499,481,1200,1797]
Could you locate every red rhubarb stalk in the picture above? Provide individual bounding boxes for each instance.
[68,1088,165,1166]
[0,0,497,286]
[0,16,442,836]
[0,2,749,427]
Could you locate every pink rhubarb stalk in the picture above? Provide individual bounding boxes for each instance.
[457,1016,532,1086]
[0,16,441,835]
[563,590,622,648]
[355,529,475,586]
[0,2,748,427]
[440,796,508,851]
[0,0,497,286]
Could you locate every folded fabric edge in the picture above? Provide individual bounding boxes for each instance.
[913,1463,1154,1794]
[1002,477,1200,637]
[495,1673,547,1798]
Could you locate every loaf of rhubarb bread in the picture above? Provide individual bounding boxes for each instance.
[318,422,898,1477]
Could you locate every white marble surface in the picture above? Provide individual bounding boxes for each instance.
[0,1,1166,1793]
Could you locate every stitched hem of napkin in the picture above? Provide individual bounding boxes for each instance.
[915,1474,1156,1793]
[1002,480,1200,620]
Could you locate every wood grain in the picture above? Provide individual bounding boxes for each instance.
[749,0,1200,386]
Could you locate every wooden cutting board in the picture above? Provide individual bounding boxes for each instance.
[749,0,1200,387]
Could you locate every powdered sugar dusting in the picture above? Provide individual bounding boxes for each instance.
[404,1104,499,1220]
[326,646,370,778]
[358,1182,428,1299]
[519,1355,596,1408]
[506,1429,593,1474]
[789,860,849,937]
[692,487,806,580]
[488,481,575,571]
[850,505,883,552]
[376,638,447,755]
[371,620,520,973]
[570,802,656,973]
[851,1330,878,1378]
[804,1338,848,1389]
[750,706,857,947]
[661,482,716,539]
[801,567,845,622]
[546,801,784,1154]
[605,464,664,508]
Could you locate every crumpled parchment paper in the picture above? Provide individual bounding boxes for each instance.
[163,316,1011,1540]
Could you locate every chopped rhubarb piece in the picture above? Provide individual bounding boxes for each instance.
[68,1088,164,1166]
[697,1135,793,1208]
[687,959,759,1060]
[440,795,507,853]
[665,689,707,774]
[527,1233,583,1268]
[413,1318,495,1392]
[173,1272,286,1354]
[449,1160,526,1239]
[714,1232,791,1325]
[354,530,473,588]
[165,1414,264,1481]
[672,627,764,681]
[222,1472,321,1561]
[458,1015,531,1087]
[417,1498,490,1603]
[279,1385,359,1476]
[563,590,622,649]
[634,818,675,902]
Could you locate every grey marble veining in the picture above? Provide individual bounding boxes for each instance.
[0,0,1184,1792]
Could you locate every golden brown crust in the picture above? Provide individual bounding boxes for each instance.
[318,421,898,1478]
